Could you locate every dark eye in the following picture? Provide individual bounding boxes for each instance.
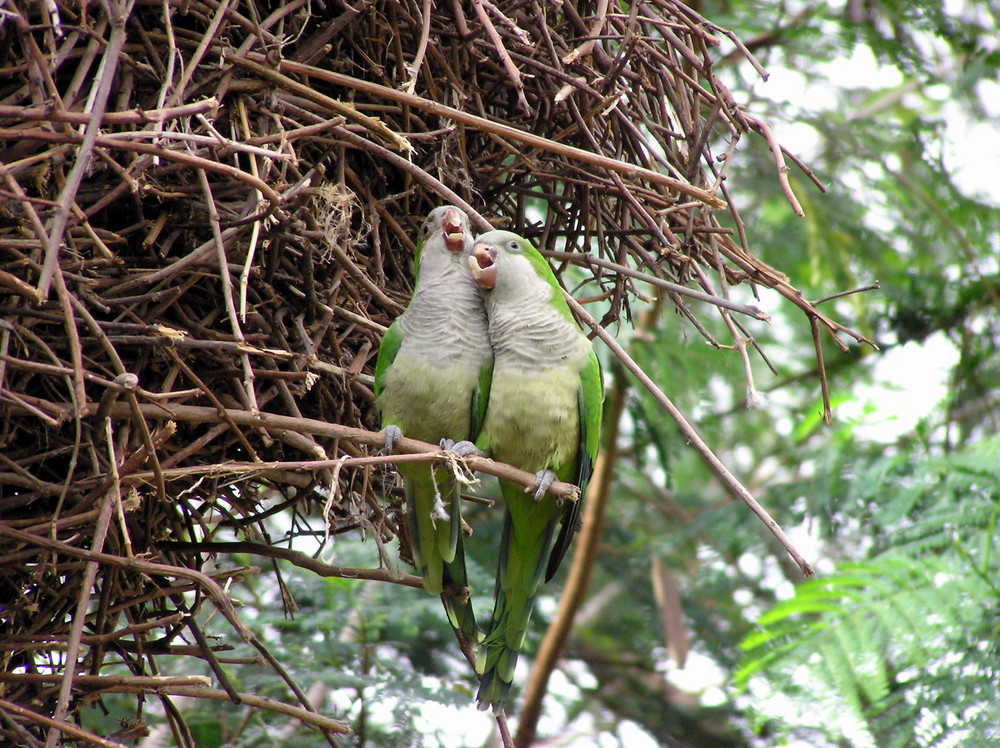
[422,223,431,235]
[509,240,520,251]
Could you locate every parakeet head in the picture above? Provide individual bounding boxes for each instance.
[468,230,553,294]
[421,205,472,254]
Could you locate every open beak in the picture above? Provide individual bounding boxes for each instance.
[468,244,498,289]
[442,208,466,253]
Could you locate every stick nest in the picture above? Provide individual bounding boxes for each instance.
[0,0,868,741]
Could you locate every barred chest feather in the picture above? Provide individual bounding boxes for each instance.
[379,355,481,444]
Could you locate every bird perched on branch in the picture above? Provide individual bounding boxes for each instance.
[374,206,493,648]
[467,230,603,713]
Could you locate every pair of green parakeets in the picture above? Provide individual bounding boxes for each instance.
[373,206,603,714]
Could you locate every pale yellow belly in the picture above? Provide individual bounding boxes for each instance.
[379,354,479,444]
[482,368,579,474]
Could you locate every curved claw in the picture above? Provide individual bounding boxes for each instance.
[530,469,557,502]
[441,438,484,458]
[382,424,402,452]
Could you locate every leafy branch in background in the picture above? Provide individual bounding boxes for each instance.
[736,437,1000,747]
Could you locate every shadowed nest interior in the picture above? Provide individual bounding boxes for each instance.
[0,0,872,742]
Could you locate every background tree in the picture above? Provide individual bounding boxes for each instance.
[1,1,997,747]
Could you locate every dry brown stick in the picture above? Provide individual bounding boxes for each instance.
[0,98,220,125]
[233,98,263,324]
[151,687,352,735]
[0,129,285,217]
[247,636,344,748]
[49,265,86,418]
[689,260,764,400]
[477,0,531,42]
[45,474,118,748]
[403,0,433,93]
[116,451,488,482]
[184,616,243,705]
[809,316,833,425]
[166,0,233,107]
[124,385,169,508]
[322,231,407,313]
[0,353,189,397]
[449,0,471,36]
[36,0,134,302]
[680,4,769,79]
[3,612,187,645]
[195,165,260,418]
[77,401,582,502]
[713,239,877,350]
[272,57,728,209]
[161,347,261,461]
[0,698,128,748]
[328,125,492,234]
[0,524,255,641]
[563,0,610,64]
[160,540,424,588]
[227,54,411,152]
[541,250,771,320]
[812,281,881,306]
[496,711,515,748]
[0,268,43,304]
[741,111,804,216]
[105,130,292,161]
[4,3,67,111]
[100,227,238,295]
[243,117,347,146]
[472,0,531,114]
[0,674,211,688]
[565,293,815,577]
[0,159,51,253]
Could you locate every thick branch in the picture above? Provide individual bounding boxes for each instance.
[78,401,582,502]
[159,540,424,589]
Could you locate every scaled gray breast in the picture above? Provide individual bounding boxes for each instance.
[398,260,489,366]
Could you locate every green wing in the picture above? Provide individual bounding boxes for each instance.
[545,347,603,582]
[469,353,494,441]
[373,320,404,406]
[374,214,426,406]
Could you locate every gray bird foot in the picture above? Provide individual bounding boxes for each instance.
[440,438,484,458]
[381,424,402,452]
[529,469,557,502]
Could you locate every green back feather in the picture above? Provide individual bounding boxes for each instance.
[517,236,577,324]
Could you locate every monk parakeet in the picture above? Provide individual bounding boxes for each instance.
[374,206,493,647]
[467,230,603,713]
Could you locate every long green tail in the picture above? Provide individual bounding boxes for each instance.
[476,481,560,714]
[441,538,480,650]
[401,463,479,646]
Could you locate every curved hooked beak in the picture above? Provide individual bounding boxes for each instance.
[442,208,466,253]
[468,243,497,289]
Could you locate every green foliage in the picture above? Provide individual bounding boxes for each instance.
[736,440,1000,747]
